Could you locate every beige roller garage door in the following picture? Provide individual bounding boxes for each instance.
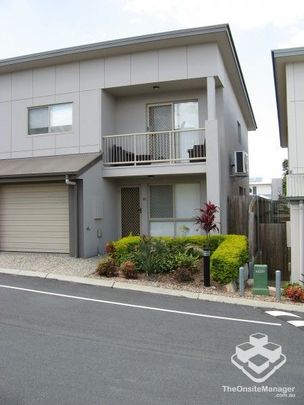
[0,183,70,253]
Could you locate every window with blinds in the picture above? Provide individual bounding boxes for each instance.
[28,103,73,135]
[149,183,201,237]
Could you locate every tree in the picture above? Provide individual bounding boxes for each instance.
[282,159,288,197]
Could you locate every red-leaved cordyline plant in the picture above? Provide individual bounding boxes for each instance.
[194,201,219,249]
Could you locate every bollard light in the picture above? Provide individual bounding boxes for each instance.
[275,270,281,301]
[239,267,245,297]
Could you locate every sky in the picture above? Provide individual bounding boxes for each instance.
[1,0,303,181]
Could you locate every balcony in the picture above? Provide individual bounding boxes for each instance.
[102,128,206,176]
[287,174,304,198]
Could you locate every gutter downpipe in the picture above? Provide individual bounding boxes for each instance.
[65,174,78,257]
[65,174,76,186]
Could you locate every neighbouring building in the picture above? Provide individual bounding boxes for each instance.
[250,177,282,200]
[250,178,271,199]
[0,25,256,257]
[272,46,304,282]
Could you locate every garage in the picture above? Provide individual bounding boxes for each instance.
[0,183,70,253]
[0,152,102,256]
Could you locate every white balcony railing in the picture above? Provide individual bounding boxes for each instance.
[103,128,206,166]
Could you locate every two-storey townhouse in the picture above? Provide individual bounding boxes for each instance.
[273,47,304,282]
[0,25,256,257]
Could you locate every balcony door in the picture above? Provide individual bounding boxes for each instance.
[148,104,173,161]
[148,101,199,161]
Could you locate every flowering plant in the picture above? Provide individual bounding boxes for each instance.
[194,201,219,249]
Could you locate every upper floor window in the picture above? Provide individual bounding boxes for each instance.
[28,103,73,135]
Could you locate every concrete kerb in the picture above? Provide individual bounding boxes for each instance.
[0,267,304,313]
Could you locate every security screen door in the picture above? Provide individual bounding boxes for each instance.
[148,104,172,160]
[148,101,199,161]
[121,187,141,237]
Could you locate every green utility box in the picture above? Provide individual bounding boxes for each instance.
[253,264,269,296]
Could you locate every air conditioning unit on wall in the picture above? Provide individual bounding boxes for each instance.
[233,151,248,176]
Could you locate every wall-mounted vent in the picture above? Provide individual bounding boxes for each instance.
[234,151,248,176]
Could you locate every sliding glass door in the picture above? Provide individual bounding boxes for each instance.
[148,101,199,161]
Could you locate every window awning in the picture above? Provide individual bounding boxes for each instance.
[0,152,102,179]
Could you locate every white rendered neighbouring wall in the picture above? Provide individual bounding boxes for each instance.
[286,62,304,282]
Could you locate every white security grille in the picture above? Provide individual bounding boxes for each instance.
[103,128,205,166]
[150,185,173,218]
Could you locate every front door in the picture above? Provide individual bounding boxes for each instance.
[121,187,141,237]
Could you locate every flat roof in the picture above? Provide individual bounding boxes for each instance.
[0,25,256,130]
[272,47,304,147]
[0,152,102,179]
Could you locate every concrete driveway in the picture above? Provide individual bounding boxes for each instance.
[0,252,100,277]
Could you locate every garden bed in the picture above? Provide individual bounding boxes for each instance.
[89,269,302,305]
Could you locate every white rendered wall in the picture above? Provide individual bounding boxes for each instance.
[286,62,304,174]
[285,62,304,282]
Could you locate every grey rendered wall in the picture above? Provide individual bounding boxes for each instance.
[114,89,207,134]
[79,160,103,257]
[101,90,116,135]
[79,161,118,257]
[115,174,206,238]
[100,178,119,244]
[0,43,222,159]
[0,62,103,159]
[216,52,250,232]
[103,44,219,88]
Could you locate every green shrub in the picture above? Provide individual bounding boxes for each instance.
[112,236,141,265]
[112,235,225,265]
[131,237,176,275]
[110,234,247,283]
[175,252,199,272]
[211,235,248,284]
[96,257,118,277]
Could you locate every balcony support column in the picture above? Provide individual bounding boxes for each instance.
[207,76,216,120]
[206,76,221,231]
[205,120,221,229]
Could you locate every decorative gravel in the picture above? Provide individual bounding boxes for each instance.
[0,252,101,276]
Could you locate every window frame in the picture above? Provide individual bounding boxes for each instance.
[148,182,202,236]
[28,102,73,136]
[146,99,200,132]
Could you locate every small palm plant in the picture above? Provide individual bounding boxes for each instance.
[194,201,219,250]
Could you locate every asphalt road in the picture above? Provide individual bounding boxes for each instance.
[0,273,303,405]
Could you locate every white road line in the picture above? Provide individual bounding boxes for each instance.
[287,320,304,327]
[265,310,301,318]
[0,283,282,326]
